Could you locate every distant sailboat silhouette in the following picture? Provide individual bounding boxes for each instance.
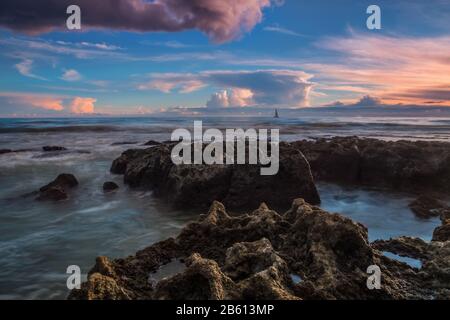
[274,109,279,118]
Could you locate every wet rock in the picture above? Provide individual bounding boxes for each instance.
[110,149,147,174]
[70,199,443,300]
[36,186,68,201]
[143,140,161,146]
[35,174,78,201]
[42,146,67,152]
[409,195,449,219]
[103,181,119,193]
[111,142,320,210]
[293,137,450,193]
[0,149,12,154]
[40,174,78,192]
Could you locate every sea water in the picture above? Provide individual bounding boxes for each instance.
[0,115,448,299]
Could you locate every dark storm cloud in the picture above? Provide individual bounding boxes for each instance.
[0,0,275,43]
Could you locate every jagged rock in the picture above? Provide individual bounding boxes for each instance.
[110,143,320,210]
[409,195,449,219]
[35,173,78,201]
[432,225,450,242]
[223,238,298,300]
[372,236,431,260]
[432,210,450,242]
[372,235,450,298]
[293,137,450,193]
[154,253,240,300]
[42,146,67,152]
[70,199,446,300]
[103,181,119,193]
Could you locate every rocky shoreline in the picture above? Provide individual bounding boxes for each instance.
[69,199,450,300]
[68,137,450,300]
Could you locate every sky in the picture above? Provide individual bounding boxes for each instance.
[0,0,449,117]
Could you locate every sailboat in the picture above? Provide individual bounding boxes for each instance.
[274,109,279,118]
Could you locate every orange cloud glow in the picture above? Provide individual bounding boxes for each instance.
[0,92,63,111]
[312,33,450,106]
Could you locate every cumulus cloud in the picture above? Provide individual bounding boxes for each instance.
[206,88,254,108]
[70,97,96,114]
[141,70,314,107]
[61,69,82,81]
[0,0,278,43]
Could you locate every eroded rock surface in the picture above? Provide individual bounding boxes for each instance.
[69,199,449,300]
[110,143,320,210]
[293,137,450,193]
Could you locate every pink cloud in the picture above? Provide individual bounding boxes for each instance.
[0,92,63,111]
[70,97,96,114]
[312,33,450,105]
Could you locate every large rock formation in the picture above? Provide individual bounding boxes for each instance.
[110,142,320,211]
[69,199,449,300]
[293,137,450,193]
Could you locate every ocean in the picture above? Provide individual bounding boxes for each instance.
[0,115,448,299]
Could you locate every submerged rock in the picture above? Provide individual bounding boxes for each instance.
[35,174,78,201]
[103,181,119,193]
[110,142,320,211]
[36,186,68,201]
[42,146,67,152]
[111,142,138,146]
[69,199,448,300]
[293,137,450,193]
[143,140,161,146]
[0,149,12,154]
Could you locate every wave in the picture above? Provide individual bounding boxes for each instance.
[0,125,171,134]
